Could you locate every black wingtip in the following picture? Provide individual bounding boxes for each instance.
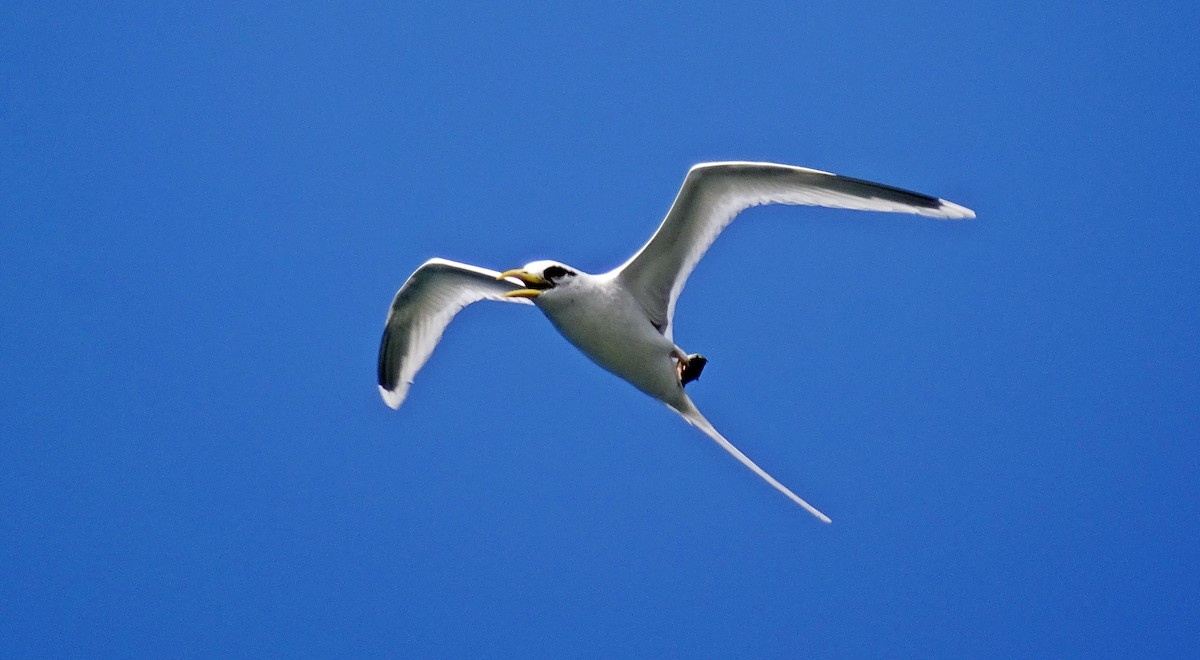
[828,173,943,210]
[377,326,397,390]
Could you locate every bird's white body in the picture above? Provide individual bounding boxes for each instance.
[535,271,686,407]
[376,161,976,522]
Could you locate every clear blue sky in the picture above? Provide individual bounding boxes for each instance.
[3,2,1198,657]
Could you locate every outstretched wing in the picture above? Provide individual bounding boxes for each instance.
[377,258,532,409]
[615,162,975,338]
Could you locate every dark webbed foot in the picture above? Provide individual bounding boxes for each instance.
[679,354,707,387]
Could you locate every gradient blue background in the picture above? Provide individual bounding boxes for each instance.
[3,2,1198,657]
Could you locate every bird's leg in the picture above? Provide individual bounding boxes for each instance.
[673,347,708,387]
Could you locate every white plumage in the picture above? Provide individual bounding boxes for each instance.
[378,161,975,522]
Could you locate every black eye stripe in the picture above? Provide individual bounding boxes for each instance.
[543,265,570,280]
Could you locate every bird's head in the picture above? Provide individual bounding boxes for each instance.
[497,260,579,299]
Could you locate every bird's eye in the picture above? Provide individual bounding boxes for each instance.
[543,265,569,280]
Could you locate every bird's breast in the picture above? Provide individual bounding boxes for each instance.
[537,283,681,402]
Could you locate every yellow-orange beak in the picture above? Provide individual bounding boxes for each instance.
[498,269,549,299]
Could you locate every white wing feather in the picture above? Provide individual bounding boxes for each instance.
[615,161,975,338]
[377,258,532,409]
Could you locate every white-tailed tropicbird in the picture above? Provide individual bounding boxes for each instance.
[377,161,975,522]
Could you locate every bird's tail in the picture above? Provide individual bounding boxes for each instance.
[673,398,831,523]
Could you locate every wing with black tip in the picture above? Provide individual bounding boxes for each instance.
[377,258,532,409]
[616,162,975,338]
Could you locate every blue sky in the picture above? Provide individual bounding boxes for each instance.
[3,2,1198,656]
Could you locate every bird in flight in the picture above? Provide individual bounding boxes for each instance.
[377,161,975,522]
